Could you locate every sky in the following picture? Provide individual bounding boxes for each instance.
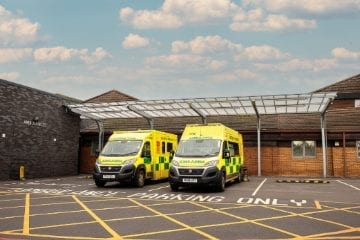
[0,0,359,101]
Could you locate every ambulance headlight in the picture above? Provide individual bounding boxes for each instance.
[171,159,179,167]
[95,160,101,172]
[205,159,218,167]
[123,159,136,166]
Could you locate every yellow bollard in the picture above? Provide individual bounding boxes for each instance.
[20,165,25,180]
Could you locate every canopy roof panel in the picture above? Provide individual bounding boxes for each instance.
[68,92,337,120]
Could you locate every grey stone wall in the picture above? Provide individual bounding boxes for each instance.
[0,79,80,180]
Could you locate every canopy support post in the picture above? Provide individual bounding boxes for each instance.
[252,101,261,177]
[95,120,104,152]
[320,98,333,178]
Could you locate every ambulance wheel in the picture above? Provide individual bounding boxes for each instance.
[237,167,244,183]
[94,179,106,187]
[134,169,145,187]
[217,171,226,192]
[170,184,179,191]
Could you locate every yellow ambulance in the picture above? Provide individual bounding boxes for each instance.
[169,123,244,192]
[93,130,177,187]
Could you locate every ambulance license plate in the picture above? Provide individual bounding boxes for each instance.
[182,178,197,183]
[103,175,115,179]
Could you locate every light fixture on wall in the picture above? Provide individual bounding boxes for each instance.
[1,133,5,138]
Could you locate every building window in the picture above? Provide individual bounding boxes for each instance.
[357,141,360,158]
[292,141,316,157]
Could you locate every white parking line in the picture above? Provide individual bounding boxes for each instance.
[336,180,360,191]
[252,178,267,196]
[148,185,169,192]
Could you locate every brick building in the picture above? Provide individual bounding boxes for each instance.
[1,74,358,180]
[0,79,80,180]
[76,74,360,177]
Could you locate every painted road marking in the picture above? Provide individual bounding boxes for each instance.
[148,185,169,192]
[22,193,30,235]
[252,178,267,196]
[190,201,301,238]
[1,192,359,240]
[129,198,219,240]
[336,180,360,191]
[72,195,123,240]
[302,227,360,239]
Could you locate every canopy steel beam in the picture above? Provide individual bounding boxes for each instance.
[127,105,154,129]
[189,103,207,124]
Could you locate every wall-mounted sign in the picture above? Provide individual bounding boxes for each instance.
[355,100,360,108]
[24,120,47,127]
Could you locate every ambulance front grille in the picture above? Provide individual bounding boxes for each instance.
[100,166,121,173]
[178,168,204,176]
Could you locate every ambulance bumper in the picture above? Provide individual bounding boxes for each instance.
[93,164,135,182]
[169,166,221,186]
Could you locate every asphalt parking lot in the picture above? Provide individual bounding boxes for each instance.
[0,176,359,240]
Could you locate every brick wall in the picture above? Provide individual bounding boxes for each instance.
[0,80,80,180]
[244,144,360,177]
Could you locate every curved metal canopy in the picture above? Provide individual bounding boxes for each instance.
[67,92,337,120]
[67,92,336,178]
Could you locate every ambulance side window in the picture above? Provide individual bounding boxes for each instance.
[228,142,239,157]
[162,142,166,154]
[167,142,173,152]
[223,141,230,158]
[142,142,151,157]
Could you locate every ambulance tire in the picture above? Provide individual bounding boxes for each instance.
[216,171,226,192]
[134,168,145,188]
[236,167,244,183]
[94,179,106,187]
[170,184,179,191]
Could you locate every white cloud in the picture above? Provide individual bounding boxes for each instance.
[209,69,259,83]
[171,35,242,54]
[231,9,317,31]
[255,58,337,72]
[252,0,360,16]
[119,7,182,29]
[80,47,112,64]
[0,48,33,63]
[0,71,19,80]
[34,46,85,62]
[0,5,40,46]
[119,0,235,29]
[331,47,360,60]
[241,45,290,61]
[33,46,110,64]
[145,54,226,71]
[122,33,150,49]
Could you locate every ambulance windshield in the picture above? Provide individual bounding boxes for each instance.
[176,139,221,157]
[101,140,142,156]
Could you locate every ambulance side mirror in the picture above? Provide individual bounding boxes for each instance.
[223,149,230,159]
[95,150,100,157]
[142,149,151,158]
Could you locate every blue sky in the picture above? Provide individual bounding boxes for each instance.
[0,0,359,100]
